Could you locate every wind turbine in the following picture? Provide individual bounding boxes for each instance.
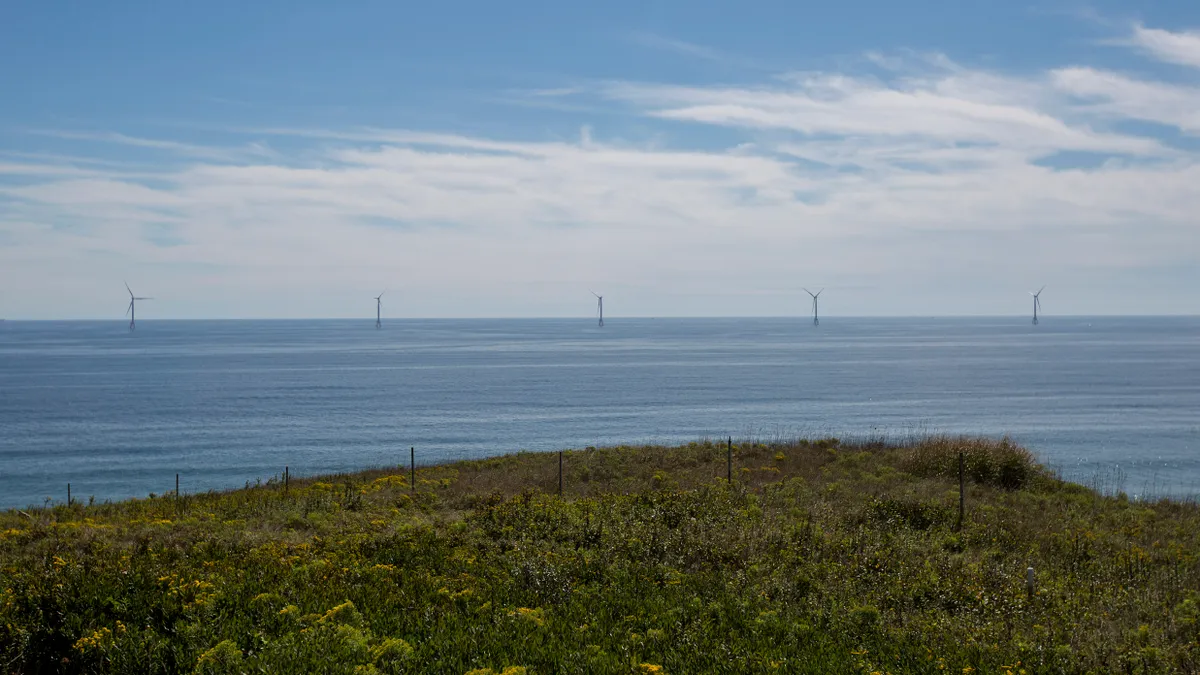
[804,288,823,326]
[374,291,385,329]
[591,292,604,327]
[125,283,152,331]
[1030,286,1045,325]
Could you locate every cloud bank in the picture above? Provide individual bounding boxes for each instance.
[2,23,1199,318]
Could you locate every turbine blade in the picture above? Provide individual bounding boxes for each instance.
[803,288,815,298]
[125,301,132,316]
[1038,285,1045,295]
[125,282,133,297]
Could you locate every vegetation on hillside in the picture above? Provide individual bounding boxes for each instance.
[2,436,1198,674]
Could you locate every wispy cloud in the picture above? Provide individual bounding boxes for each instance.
[528,87,585,97]
[0,162,110,178]
[1051,66,1200,133]
[24,130,271,162]
[627,31,768,70]
[602,67,1164,160]
[629,31,730,63]
[1128,23,1200,69]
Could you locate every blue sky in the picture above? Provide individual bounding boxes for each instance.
[3,1,1200,318]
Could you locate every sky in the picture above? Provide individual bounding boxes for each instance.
[2,1,1200,319]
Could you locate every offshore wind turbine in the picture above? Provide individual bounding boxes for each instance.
[125,283,152,331]
[1030,286,1045,325]
[804,288,823,326]
[374,291,385,329]
[591,292,604,327]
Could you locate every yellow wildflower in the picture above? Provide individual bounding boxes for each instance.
[194,640,244,672]
[510,607,545,627]
[319,600,364,627]
[73,627,114,653]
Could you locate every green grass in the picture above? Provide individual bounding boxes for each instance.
[2,436,1199,674]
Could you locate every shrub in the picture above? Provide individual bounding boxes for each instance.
[193,640,243,675]
[902,436,1038,489]
[371,637,414,669]
[848,605,880,633]
[869,497,950,530]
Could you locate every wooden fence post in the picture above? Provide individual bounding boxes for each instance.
[285,466,289,494]
[956,451,965,531]
[410,447,415,493]
[67,483,71,506]
[727,436,733,484]
[176,473,180,499]
[558,450,564,496]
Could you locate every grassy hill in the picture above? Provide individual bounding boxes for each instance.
[2,437,1198,674]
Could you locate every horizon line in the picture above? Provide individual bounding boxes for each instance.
[3,313,1199,322]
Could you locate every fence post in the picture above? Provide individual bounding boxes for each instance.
[558,450,564,496]
[410,447,415,493]
[67,483,71,506]
[956,451,965,531]
[727,436,732,484]
[176,473,180,499]
[285,466,289,494]
[1026,566,1035,601]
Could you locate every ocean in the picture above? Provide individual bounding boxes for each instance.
[1,317,1198,508]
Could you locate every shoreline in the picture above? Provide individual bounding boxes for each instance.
[6,433,1195,515]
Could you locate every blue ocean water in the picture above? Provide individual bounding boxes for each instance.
[1,317,1198,508]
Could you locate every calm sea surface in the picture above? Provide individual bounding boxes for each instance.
[1,317,1198,508]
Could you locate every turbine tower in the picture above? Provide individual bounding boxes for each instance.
[804,288,823,326]
[1030,286,1045,325]
[125,283,153,331]
[592,292,604,327]
[375,291,385,329]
